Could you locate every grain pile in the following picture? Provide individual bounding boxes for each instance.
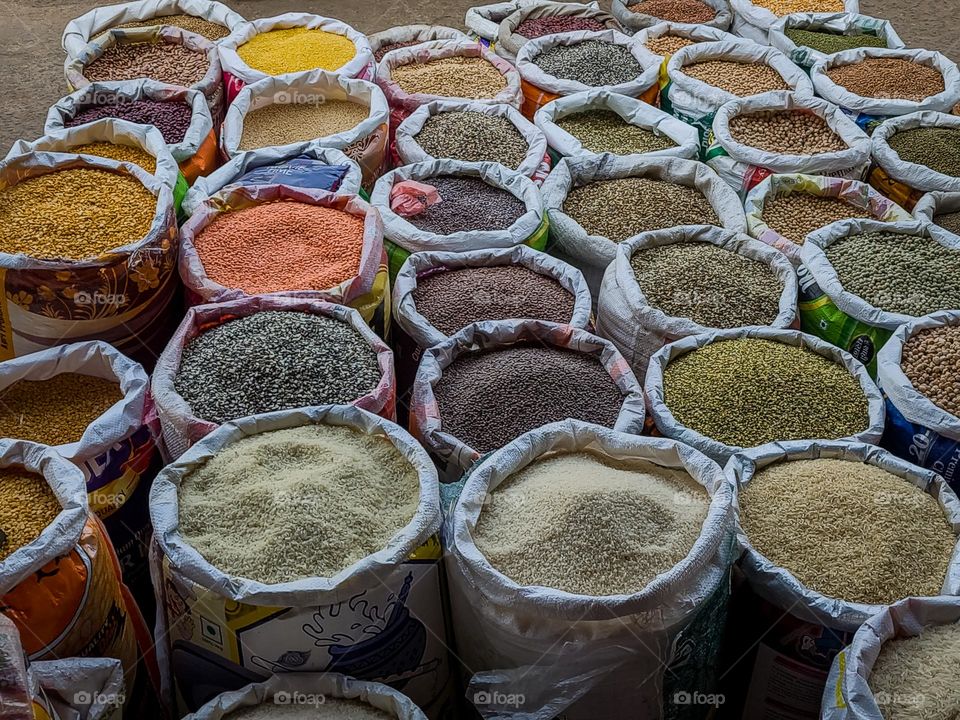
[935,211,960,234]
[113,14,230,40]
[0,374,123,445]
[374,39,422,62]
[869,623,960,720]
[901,324,960,417]
[626,0,716,23]
[752,0,844,12]
[473,452,709,595]
[433,345,624,452]
[403,176,527,235]
[784,28,888,54]
[391,56,507,98]
[0,468,62,561]
[515,16,606,38]
[728,111,847,154]
[887,127,960,177]
[178,424,420,583]
[563,177,720,242]
[66,99,193,144]
[193,202,365,294]
[825,58,945,102]
[73,142,157,174]
[681,60,791,96]
[761,193,867,245]
[645,35,696,55]
[0,168,156,260]
[662,338,870,447]
[630,242,784,327]
[174,312,381,424]
[226,700,392,719]
[824,231,960,316]
[555,110,677,155]
[413,111,529,168]
[740,458,955,604]
[239,100,369,150]
[532,41,645,87]
[83,40,209,86]
[237,28,356,75]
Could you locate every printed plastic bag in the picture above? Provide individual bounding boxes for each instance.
[727,441,960,720]
[914,190,960,236]
[810,48,960,132]
[535,89,700,161]
[705,91,871,198]
[635,22,743,86]
[183,674,429,719]
[371,159,547,279]
[822,596,960,720]
[613,0,732,32]
[662,41,813,152]
[540,154,747,296]
[876,310,960,493]
[396,99,551,183]
[515,29,660,119]
[182,143,362,217]
[218,13,375,101]
[497,3,621,62]
[46,80,217,184]
[446,420,735,719]
[62,0,246,57]
[150,296,397,460]
[869,111,960,212]
[798,218,960,375]
[769,12,904,71]
[744,173,911,264]
[645,328,885,464]
[369,24,468,62]
[596,225,799,377]
[149,405,451,717]
[410,319,646,481]
[220,73,389,189]
[731,0,859,43]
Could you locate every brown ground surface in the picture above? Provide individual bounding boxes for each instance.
[0,0,954,153]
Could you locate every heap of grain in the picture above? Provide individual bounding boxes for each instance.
[0,467,62,562]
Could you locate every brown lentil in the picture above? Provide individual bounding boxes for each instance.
[627,0,717,23]
[0,467,62,562]
[630,242,783,327]
[83,40,209,87]
[740,458,955,605]
[645,35,697,55]
[0,168,156,260]
[391,56,507,99]
[413,111,529,168]
[112,13,230,40]
[514,15,607,38]
[934,211,960,234]
[752,0,844,13]
[73,142,157,174]
[374,39,422,62]
[239,100,369,150]
[0,374,123,446]
[901,324,960,417]
[887,127,960,177]
[728,110,847,154]
[662,338,870,448]
[563,177,720,242]
[761,192,867,245]
[555,110,677,155]
[404,176,527,235]
[682,60,791,96]
[825,58,945,102]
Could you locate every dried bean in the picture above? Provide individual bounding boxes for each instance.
[391,56,507,98]
[645,35,696,55]
[0,468,61,562]
[887,127,960,177]
[66,99,193,144]
[514,16,606,38]
[404,176,527,235]
[826,58,945,102]
[556,110,677,155]
[375,40,422,62]
[728,111,847,154]
[682,60,791,96]
[761,192,867,245]
[413,111,529,168]
[532,40,645,87]
[237,28,356,75]
[563,177,720,242]
[627,0,716,23]
[73,142,157,174]
[902,324,960,417]
[934,211,960,234]
[784,28,888,54]
[83,41,209,87]
[239,100,369,150]
[752,0,844,13]
[113,13,230,40]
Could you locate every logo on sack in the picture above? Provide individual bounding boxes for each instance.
[73,290,128,307]
[473,691,525,708]
[672,691,725,707]
[273,691,327,706]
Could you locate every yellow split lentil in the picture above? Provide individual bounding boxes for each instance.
[237,27,357,75]
[0,168,156,260]
[0,374,124,446]
[751,0,844,14]
[0,467,61,561]
[73,142,157,174]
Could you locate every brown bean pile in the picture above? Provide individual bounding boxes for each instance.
[825,58,945,102]
[934,211,960,234]
[682,60,791,96]
[628,0,717,23]
[391,56,507,99]
[761,192,867,245]
[901,324,960,417]
[113,13,230,40]
[728,110,847,154]
[83,40,209,87]
[0,467,62,562]
[645,35,696,55]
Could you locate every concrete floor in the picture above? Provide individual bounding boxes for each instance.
[0,0,956,153]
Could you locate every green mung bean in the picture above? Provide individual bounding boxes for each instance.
[887,127,960,177]
[555,110,677,155]
[784,28,888,54]
[934,211,960,234]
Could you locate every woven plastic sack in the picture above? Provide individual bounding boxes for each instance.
[396,99,550,182]
[662,41,813,153]
[705,91,871,198]
[869,111,960,212]
[645,327,885,464]
[369,24,468,62]
[410,319,646,481]
[371,159,547,279]
[810,48,960,133]
[515,30,660,120]
[799,218,960,375]
[823,596,960,720]
[150,405,451,716]
[728,441,960,720]
[635,22,743,87]
[497,3,622,62]
[596,225,799,377]
[183,674,429,719]
[46,80,217,184]
[220,73,389,190]
[914,190,960,235]
[744,173,911,264]
[182,143,361,217]
[465,0,547,45]
[179,186,389,332]
[876,310,960,494]
[535,89,700,161]
[0,153,177,365]
[613,0,732,32]
[446,420,735,719]
[731,0,858,42]
[30,656,126,720]
[150,296,397,460]
[769,12,904,71]
[219,13,375,101]
[62,0,246,57]
[540,154,748,296]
